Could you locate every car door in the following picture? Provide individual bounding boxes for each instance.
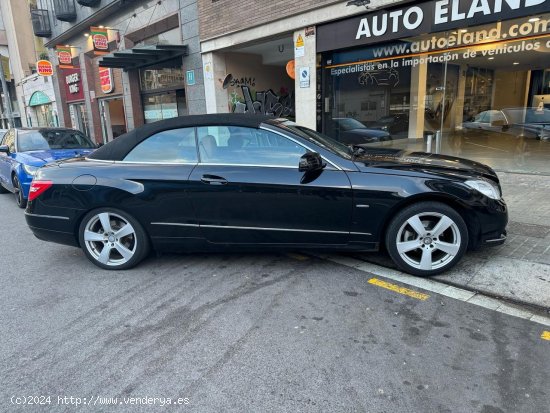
[0,129,16,190]
[116,127,201,243]
[189,125,354,245]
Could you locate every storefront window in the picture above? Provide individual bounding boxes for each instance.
[143,90,186,124]
[320,9,550,174]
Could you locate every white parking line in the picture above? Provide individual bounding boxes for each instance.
[317,254,550,327]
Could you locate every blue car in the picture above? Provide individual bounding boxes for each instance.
[0,128,97,208]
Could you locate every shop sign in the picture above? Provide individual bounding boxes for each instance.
[99,67,114,93]
[91,26,109,55]
[64,68,84,102]
[0,55,11,81]
[317,0,549,52]
[36,60,54,76]
[56,46,73,69]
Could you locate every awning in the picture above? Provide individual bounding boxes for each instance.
[29,91,51,107]
[99,45,188,71]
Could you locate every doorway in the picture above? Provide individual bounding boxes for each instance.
[99,97,127,143]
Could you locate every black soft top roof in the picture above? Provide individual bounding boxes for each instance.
[88,113,276,161]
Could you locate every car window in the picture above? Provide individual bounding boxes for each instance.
[486,110,506,124]
[197,126,306,167]
[3,130,15,152]
[474,112,488,123]
[17,130,95,151]
[124,128,198,163]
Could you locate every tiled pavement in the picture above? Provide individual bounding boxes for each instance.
[497,172,550,265]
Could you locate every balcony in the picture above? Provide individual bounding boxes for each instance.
[30,9,52,38]
[76,0,101,6]
[53,0,77,22]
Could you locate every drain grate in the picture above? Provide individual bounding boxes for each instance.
[507,221,550,239]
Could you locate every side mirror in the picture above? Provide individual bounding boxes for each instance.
[0,145,9,154]
[491,119,507,127]
[299,152,325,173]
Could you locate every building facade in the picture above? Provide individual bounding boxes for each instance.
[199,0,550,174]
[1,0,56,128]
[32,0,204,144]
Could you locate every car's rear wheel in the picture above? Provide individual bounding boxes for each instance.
[13,175,27,209]
[78,208,149,270]
[385,202,468,276]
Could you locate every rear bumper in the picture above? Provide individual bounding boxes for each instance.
[25,211,80,247]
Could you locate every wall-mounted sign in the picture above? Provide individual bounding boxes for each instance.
[295,34,305,58]
[56,46,73,69]
[99,67,114,93]
[36,60,53,76]
[317,0,550,52]
[63,68,84,102]
[186,70,196,86]
[299,66,310,88]
[0,55,11,81]
[91,26,109,55]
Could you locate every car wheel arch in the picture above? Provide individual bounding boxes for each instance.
[378,193,478,250]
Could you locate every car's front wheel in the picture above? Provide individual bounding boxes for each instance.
[78,208,150,270]
[13,175,27,209]
[385,202,468,276]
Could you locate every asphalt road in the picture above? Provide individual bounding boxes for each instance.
[0,193,549,413]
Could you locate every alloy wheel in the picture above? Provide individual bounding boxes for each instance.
[83,212,137,267]
[395,212,461,271]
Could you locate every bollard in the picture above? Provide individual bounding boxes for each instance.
[426,133,433,153]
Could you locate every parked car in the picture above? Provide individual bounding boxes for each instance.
[370,113,409,135]
[0,128,97,208]
[25,114,507,276]
[461,107,550,141]
[332,118,391,145]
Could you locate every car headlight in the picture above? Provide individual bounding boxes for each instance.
[22,164,39,177]
[464,179,501,200]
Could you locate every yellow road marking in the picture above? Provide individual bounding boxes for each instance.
[286,253,310,261]
[541,331,550,341]
[368,278,430,301]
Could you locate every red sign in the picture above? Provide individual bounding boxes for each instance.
[63,68,84,102]
[99,67,114,93]
[56,46,73,69]
[36,60,53,76]
[91,26,109,55]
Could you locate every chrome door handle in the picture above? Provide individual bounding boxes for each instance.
[201,175,228,185]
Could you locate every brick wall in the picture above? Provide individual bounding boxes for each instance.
[198,0,342,40]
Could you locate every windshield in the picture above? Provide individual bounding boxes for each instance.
[17,130,96,152]
[335,118,367,131]
[278,121,352,160]
[502,108,550,124]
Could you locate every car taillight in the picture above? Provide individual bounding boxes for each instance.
[28,180,53,202]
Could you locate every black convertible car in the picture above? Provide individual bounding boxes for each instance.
[25,114,507,276]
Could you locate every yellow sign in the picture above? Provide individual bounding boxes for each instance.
[0,55,11,81]
[295,34,304,48]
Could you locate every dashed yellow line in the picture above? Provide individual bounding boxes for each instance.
[541,331,550,341]
[368,278,430,301]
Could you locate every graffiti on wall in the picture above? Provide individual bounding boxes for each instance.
[231,86,295,117]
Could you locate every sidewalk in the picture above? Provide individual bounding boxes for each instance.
[345,172,550,311]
